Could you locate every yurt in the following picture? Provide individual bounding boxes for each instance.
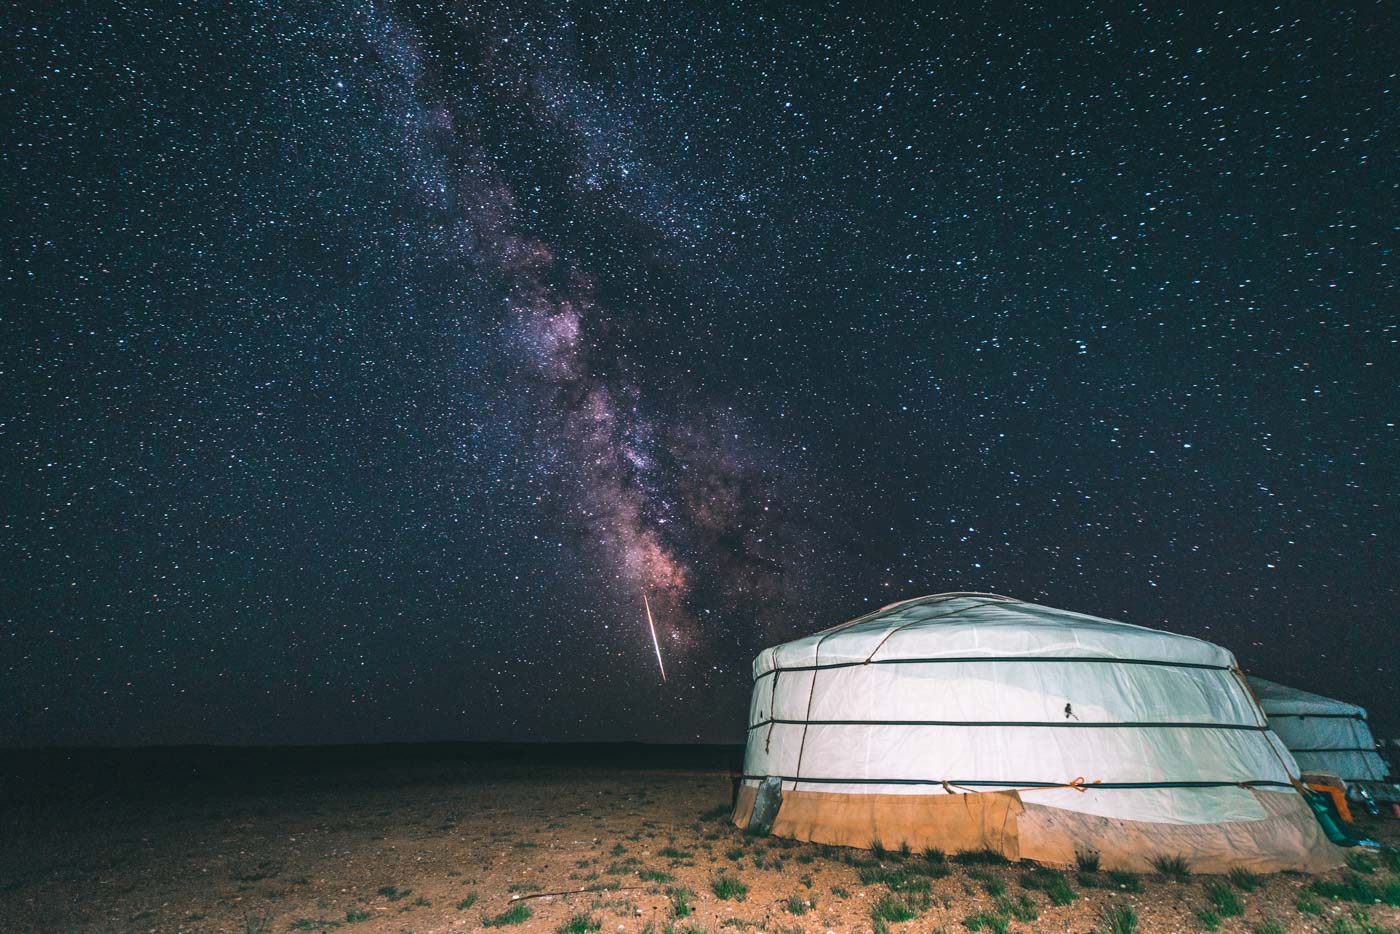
[1247,675,1390,788]
[734,593,1342,873]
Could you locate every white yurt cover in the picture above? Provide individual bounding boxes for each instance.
[734,593,1341,872]
[1247,675,1389,784]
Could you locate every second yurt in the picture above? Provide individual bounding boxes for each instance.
[734,593,1341,873]
[1247,675,1389,788]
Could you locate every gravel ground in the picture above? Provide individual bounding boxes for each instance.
[1,747,1398,933]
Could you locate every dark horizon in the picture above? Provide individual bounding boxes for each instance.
[5,0,1396,747]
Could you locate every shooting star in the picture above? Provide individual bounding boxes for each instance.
[643,592,667,682]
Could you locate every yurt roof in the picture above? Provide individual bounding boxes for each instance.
[755,592,1235,678]
[1246,675,1368,720]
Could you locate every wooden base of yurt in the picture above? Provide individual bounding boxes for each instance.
[731,785,1342,874]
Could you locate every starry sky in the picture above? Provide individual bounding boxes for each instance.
[4,1,1396,747]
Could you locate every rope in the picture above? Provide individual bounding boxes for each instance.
[764,652,780,753]
[790,595,1003,790]
[941,776,1102,795]
[1231,666,1311,795]
[860,599,1017,663]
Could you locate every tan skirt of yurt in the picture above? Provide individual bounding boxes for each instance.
[732,786,1341,873]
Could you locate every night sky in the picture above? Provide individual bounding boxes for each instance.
[4,1,1396,747]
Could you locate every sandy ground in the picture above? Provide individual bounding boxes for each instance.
[1,745,1398,934]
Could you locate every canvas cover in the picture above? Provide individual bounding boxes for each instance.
[1247,675,1389,784]
[736,593,1342,871]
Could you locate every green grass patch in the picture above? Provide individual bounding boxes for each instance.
[343,911,370,924]
[1022,867,1076,906]
[963,912,1010,933]
[456,894,478,910]
[858,864,934,893]
[1150,854,1192,881]
[784,894,811,915]
[556,913,601,934]
[873,892,927,924]
[1321,908,1400,934]
[667,886,694,918]
[659,846,694,860]
[996,893,1038,922]
[1098,903,1138,934]
[1207,880,1245,917]
[377,886,411,901]
[1107,870,1142,892]
[639,868,673,883]
[699,804,732,821]
[1075,850,1101,872]
[482,904,532,927]
[1312,874,1383,904]
[1228,867,1262,891]
[711,875,748,901]
[1346,852,1378,874]
[1383,848,1400,874]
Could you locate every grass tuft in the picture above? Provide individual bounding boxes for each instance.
[1228,867,1261,891]
[1098,902,1138,934]
[1296,889,1323,915]
[1022,867,1076,905]
[1075,849,1101,873]
[698,804,732,821]
[1107,870,1142,893]
[1320,908,1399,934]
[482,904,532,928]
[711,875,748,901]
[1150,854,1192,881]
[873,892,927,924]
[667,886,694,918]
[1207,880,1244,917]
[1383,848,1400,874]
[1346,851,1377,875]
[1312,874,1384,904]
[963,912,1010,933]
[997,893,1038,922]
[556,913,601,934]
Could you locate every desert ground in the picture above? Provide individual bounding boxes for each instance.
[1,744,1398,934]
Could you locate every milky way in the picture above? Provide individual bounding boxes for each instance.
[359,1,799,663]
[3,0,1395,745]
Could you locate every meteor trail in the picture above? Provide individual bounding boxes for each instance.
[643,592,667,682]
